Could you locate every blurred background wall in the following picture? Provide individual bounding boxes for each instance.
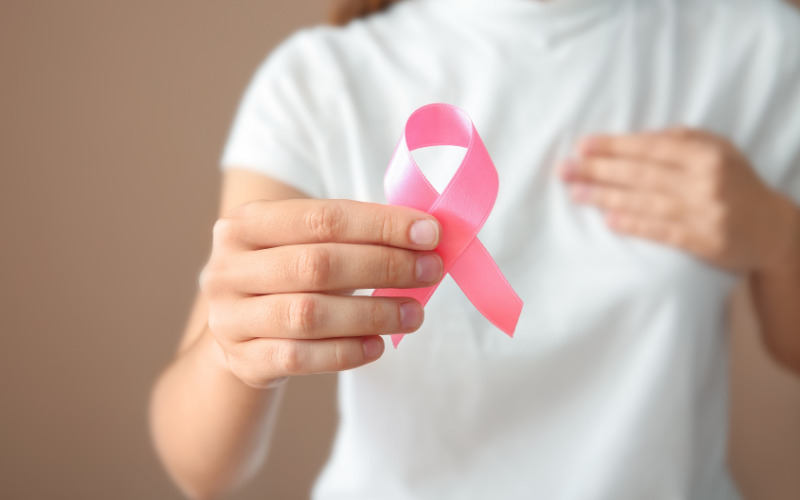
[0,1,798,499]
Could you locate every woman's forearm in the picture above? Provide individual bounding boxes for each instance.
[149,173,428,498]
[749,202,800,375]
[149,326,285,500]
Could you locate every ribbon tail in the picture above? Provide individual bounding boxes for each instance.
[372,285,440,347]
[449,239,523,336]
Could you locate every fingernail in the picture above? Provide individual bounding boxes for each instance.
[415,254,443,283]
[399,302,424,329]
[410,220,439,246]
[362,336,384,360]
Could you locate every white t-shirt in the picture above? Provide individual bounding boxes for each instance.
[221,0,800,498]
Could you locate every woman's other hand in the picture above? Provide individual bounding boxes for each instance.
[200,199,442,388]
[561,128,800,274]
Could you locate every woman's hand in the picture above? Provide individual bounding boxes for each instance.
[200,199,442,389]
[561,128,800,274]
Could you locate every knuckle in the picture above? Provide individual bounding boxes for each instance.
[226,200,254,220]
[212,216,239,245]
[226,343,289,389]
[306,202,345,241]
[206,306,225,335]
[294,246,332,289]
[198,263,215,294]
[286,295,319,337]
[227,358,251,385]
[198,260,226,296]
[367,300,388,332]
[207,298,240,338]
[272,341,302,376]
[231,199,270,226]
[226,347,261,387]
[236,370,273,390]
[330,341,350,372]
[378,248,405,285]
[373,209,401,245]
[241,199,268,215]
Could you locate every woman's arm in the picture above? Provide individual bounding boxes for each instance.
[749,199,800,374]
[150,168,442,499]
[150,317,286,500]
[561,128,800,375]
[150,170,309,499]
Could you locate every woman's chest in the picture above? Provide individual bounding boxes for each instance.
[315,34,743,334]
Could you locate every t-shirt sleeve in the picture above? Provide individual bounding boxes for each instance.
[747,0,800,205]
[220,32,328,199]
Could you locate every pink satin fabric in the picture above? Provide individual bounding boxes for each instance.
[373,104,523,347]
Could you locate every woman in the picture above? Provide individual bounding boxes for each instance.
[150,0,800,498]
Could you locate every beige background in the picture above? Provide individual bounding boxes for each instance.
[0,1,798,499]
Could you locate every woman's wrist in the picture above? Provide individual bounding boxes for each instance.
[753,192,800,277]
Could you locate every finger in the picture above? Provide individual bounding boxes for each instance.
[578,130,711,168]
[230,243,443,294]
[222,293,424,341]
[230,335,385,385]
[605,212,689,248]
[563,157,682,193]
[216,198,441,251]
[568,183,682,219]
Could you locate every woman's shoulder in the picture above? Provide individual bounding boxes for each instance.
[678,0,800,44]
[664,0,800,86]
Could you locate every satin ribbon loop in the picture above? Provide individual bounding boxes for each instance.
[373,104,523,347]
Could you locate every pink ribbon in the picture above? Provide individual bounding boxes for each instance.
[373,103,523,347]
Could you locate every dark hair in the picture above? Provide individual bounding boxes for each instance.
[328,0,401,25]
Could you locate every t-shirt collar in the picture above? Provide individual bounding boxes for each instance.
[421,0,625,47]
